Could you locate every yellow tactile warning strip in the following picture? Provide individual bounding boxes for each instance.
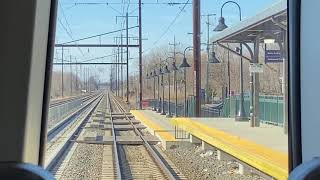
[131,110,176,141]
[171,118,288,180]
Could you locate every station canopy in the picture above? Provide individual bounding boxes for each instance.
[211,0,287,44]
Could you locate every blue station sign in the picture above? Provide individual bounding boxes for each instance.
[265,50,283,63]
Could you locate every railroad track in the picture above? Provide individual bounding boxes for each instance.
[45,94,103,172]
[49,93,98,109]
[107,92,185,180]
[47,93,102,141]
[45,91,186,180]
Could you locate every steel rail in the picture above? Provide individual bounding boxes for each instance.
[47,93,102,141]
[108,93,176,180]
[45,95,103,170]
[106,93,122,180]
[49,93,97,108]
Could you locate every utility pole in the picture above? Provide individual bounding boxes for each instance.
[193,0,201,117]
[70,55,73,96]
[202,13,216,103]
[121,33,124,98]
[116,13,138,103]
[126,12,129,103]
[110,66,113,91]
[75,57,78,94]
[85,67,88,93]
[169,36,180,116]
[61,47,64,97]
[83,67,86,92]
[139,0,143,109]
[116,45,119,96]
[88,67,91,93]
[79,64,83,94]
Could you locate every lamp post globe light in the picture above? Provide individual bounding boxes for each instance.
[155,67,162,113]
[159,66,167,115]
[214,1,248,121]
[208,50,220,64]
[171,61,179,116]
[163,57,176,118]
[206,44,221,103]
[179,46,192,117]
[164,65,171,117]
[150,71,157,111]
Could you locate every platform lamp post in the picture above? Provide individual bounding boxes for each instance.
[171,62,179,116]
[161,65,170,115]
[214,1,247,121]
[207,44,221,102]
[179,46,193,117]
[164,57,176,118]
[155,67,162,113]
[150,71,157,111]
[160,66,168,115]
[146,72,151,109]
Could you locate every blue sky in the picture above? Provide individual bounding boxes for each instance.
[54,0,281,82]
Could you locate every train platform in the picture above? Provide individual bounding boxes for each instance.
[131,109,288,180]
[130,110,180,149]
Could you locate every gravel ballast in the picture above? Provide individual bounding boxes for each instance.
[59,143,103,180]
[164,142,264,180]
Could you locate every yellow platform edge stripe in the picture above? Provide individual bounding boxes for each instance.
[171,118,288,180]
[131,110,176,141]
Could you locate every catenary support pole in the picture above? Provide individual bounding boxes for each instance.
[139,0,143,109]
[193,0,201,117]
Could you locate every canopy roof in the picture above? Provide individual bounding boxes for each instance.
[212,0,287,43]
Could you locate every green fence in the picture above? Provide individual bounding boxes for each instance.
[222,95,284,126]
[187,95,196,117]
[185,94,284,126]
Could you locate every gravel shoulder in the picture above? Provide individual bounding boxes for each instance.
[164,142,265,180]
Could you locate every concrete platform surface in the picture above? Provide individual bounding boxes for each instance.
[189,118,288,153]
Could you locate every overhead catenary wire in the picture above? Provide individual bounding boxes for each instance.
[58,1,85,57]
[60,26,139,44]
[143,0,190,54]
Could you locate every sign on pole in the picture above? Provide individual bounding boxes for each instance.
[249,63,264,73]
[265,50,283,63]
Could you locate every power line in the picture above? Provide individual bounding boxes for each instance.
[60,25,139,44]
[152,0,190,46]
[71,2,191,5]
[57,2,85,57]
[54,53,119,63]
[143,0,190,54]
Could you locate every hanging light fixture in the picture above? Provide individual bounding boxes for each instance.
[264,33,275,44]
[163,65,170,74]
[179,57,191,69]
[171,62,179,71]
[214,17,228,31]
[209,51,220,64]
